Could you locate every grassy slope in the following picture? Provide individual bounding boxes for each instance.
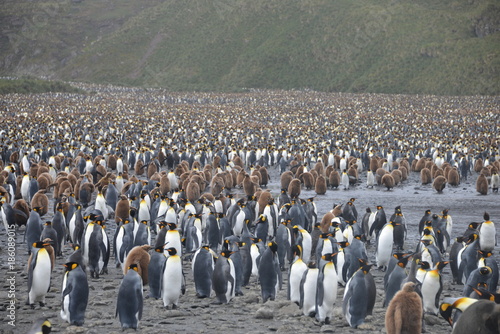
[0,0,498,95]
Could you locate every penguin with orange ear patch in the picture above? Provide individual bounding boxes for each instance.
[116,263,143,329]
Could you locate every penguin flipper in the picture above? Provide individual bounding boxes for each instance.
[299,270,308,308]
[316,272,324,306]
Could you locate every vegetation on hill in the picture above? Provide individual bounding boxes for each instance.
[1,0,499,95]
[0,78,83,94]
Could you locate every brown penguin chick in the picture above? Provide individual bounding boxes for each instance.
[370,157,379,173]
[425,160,434,171]
[134,159,145,176]
[414,157,426,172]
[451,300,500,334]
[236,169,246,188]
[433,168,445,179]
[381,174,395,190]
[375,168,387,186]
[391,169,402,185]
[243,173,257,197]
[320,211,334,233]
[223,171,234,189]
[315,175,327,195]
[399,166,408,181]
[212,155,221,169]
[31,190,49,217]
[294,164,305,179]
[210,175,225,198]
[288,178,301,199]
[95,163,107,183]
[55,178,73,199]
[203,165,213,184]
[233,155,244,169]
[329,170,340,189]
[147,161,158,179]
[310,170,318,184]
[186,180,201,203]
[251,168,262,186]
[159,173,171,195]
[95,172,113,191]
[299,171,314,190]
[115,195,131,223]
[200,192,215,203]
[13,199,30,227]
[257,190,273,215]
[15,174,22,199]
[280,171,294,190]
[476,174,488,195]
[107,154,117,171]
[385,281,422,334]
[480,167,491,178]
[420,168,432,185]
[314,160,324,177]
[447,167,460,186]
[347,166,358,184]
[325,165,334,180]
[123,245,151,285]
[433,175,447,193]
[258,166,270,187]
[474,157,484,173]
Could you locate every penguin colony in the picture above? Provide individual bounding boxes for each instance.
[0,87,499,333]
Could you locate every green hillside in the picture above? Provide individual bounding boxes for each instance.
[1,0,499,95]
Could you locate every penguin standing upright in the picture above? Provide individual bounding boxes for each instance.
[82,211,110,278]
[293,225,312,265]
[479,212,496,252]
[315,252,338,324]
[385,282,422,334]
[192,245,215,298]
[52,203,66,257]
[60,262,89,326]
[421,261,448,315]
[258,241,282,303]
[300,261,319,317]
[376,221,396,271]
[40,221,59,257]
[148,246,167,299]
[212,249,236,304]
[342,262,375,328]
[116,264,143,330]
[25,208,43,254]
[161,247,184,309]
[288,244,308,304]
[27,241,54,308]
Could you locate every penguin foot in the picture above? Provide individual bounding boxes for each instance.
[30,304,35,310]
[39,302,45,307]
[172,304,178,310]
[235,291,244,296]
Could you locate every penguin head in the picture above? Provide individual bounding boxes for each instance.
[128,263,139,272]
[166,247,177,256]
[29,318,52,334]
[479,266,492,276]
[419,261,431,270]
[220,249,232,258]
[32,241,47,249]
[63,262,80,272]
[154,246,164,253]
[321,253,338,262]
[267,241,278,253]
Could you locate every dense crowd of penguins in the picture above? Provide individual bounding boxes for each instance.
[0,88,499,333]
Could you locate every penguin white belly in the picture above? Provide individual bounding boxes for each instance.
[165,231,182,257]
[226,259,236,302]
[317,264,337,322]
[165,208,176,223]
[336,252,346,286]
[289,260,307,304]
[421,273,440,314]
[479,223,496,252]
[162,257,183,307]
[60,273,70,321]
[250,244,260,277]
[301,232,312,264]
[29,251,51,304]
[233,212,245,237]
[301,269,319,316]
[376,227,393,269]
[82,224,93,266]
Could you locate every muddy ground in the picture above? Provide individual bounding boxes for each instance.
[1,162,499,334]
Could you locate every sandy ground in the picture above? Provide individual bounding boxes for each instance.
[1,162,499,334]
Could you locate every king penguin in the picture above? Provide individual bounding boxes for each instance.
[315,252,338,324]
[161,247,185,309]
[258,241,282,303]
[212,249,236,304]
[342,262,375,328]
[60,262,89,326]
[27,241,53,308]
[116,263,143,329]
[479,212,496,252]
[300,261,319,317]
[192,245,216,298]
[148,245,167,299]
[385,282,422,334]
[451,299,500,334]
